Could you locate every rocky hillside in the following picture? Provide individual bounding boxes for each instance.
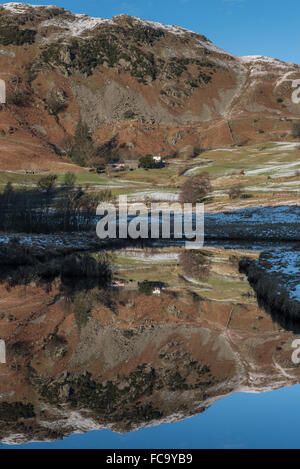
[0,2,300,169]
[0,277,298,444]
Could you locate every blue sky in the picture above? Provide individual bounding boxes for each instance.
[2,385,300,449]
[1,0,299,63]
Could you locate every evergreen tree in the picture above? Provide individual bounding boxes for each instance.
[71,118,95,166]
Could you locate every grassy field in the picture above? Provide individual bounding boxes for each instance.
[110,246,259,304]
[1,141,300,211]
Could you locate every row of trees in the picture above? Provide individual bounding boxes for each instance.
[0,173,112,233]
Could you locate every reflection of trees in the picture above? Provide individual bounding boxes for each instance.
[0,250,116,331]
[0,252,111,298]
[179,250,211,282]
[0,182,112,233]
[240,256,300,333]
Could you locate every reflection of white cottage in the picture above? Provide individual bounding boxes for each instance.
[153,288,161,295]
[111,280,126,288]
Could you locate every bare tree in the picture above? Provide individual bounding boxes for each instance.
[37,174,58,194]
[179,251,211,281]
[180,172,212,203]
[59,135,74,156]
[228,183,243,199]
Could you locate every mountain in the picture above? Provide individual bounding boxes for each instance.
[0,277,299,444]
[0,2,300,169]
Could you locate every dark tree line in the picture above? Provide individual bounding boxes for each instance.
[239,255,300,332]
[0,176,112,233]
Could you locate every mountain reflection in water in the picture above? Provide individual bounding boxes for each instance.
[0,243,299,446]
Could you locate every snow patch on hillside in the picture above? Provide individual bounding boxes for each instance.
[40,15,111,37]
[240,55,296,67]
[128,15,195,37]
[114,15,237,57]
[2,2,237,55]
[240,55,299,81]
[3,2,56,13]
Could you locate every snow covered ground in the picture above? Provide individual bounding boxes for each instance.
[128,191,179,202]
[0,205,299,249]
[203,205,300,242]
[258,247,300,301]
[0,232,100,251]
[206,205,300,225]
[1,203,299,325]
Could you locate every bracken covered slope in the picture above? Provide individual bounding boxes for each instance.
[0,279,299,444]
[0,2,300,169]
